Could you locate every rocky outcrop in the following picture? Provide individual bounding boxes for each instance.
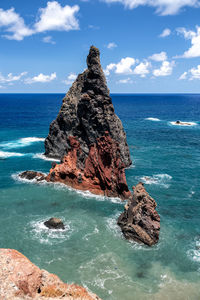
[19,171,46,182]
[117,183,160,246]
[44,46,131,199]
[0,249,101,299]
[44,218,65,230]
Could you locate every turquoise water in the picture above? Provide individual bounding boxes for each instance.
[0,93,200,299]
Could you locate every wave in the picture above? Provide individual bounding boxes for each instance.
[170,121,197,127]
[140,174,172,188]
[12,172,122,203]
[79,252,134,297]
[11,172,47,184]
[33,153,60,162]
[28,218,73,245]
[0,137,45,149]
[0,151,25,159]
[145,117,160,121]
[82,225,99,241]
[187,239,200,263]
[106,214,123,238]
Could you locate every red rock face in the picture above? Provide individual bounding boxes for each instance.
[46,132,131,200]
[0,249,101,299]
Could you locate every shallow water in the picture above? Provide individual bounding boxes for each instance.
[0,93,200,299]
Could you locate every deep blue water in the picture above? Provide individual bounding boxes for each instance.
[0,93,200,299]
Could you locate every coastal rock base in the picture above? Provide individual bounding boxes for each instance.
[46,134,131,200]
[118,182,160,246]
[0,249,101,299]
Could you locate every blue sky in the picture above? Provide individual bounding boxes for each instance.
[1,0,200,93]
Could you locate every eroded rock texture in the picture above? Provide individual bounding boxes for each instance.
[0,249,101,299]
[118,183,160,246]
[44,46,131,199]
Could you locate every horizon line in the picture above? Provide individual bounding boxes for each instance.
[0,92,200,95]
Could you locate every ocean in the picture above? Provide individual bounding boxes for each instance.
[0,93,200,300]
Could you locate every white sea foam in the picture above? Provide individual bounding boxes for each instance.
[82,225,99,241]
[28,218,73,245]
[106,214,123,238]
[145,117,160,121]
[33,153,60,162]
[0,151,25,159]
[12,171,122,203]
[54,183,122,203]
[11,172,47,184]
[188,189,195,198]
[79,252,136,298]
[187,239,200,263]
[170,121,197,127]
[140,174,172,188]
[0,137,45,149]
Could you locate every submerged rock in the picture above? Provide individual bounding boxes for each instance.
[118,182,160,246]
[0,249,101,299]
[19,170,46,181]
[44,46,132,199]
[44,217,65,230]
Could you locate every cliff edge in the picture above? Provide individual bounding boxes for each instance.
[0,249,101,299]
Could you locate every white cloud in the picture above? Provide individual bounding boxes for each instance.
[0,72,27,83]
[88,25,100,30]
[0,8,33,40]
[25,72,56,84]
[118,77,133,83]
[159,28,171,37]
[178,65,200,80]
[177,26,200,58]
[153,61,175,76]
[0,2,79,41]
[42,35,55,44]
[189,65,200,79]
[107,42,117,49]
[34,1,79,32]
[64,73,77,84]
[179,71,187,80]
[104,57,135,75]
[104,63,116,76]
[103,0,200,15]
[133,61,151,77]
[149,51,167,61]
[115,57,136,74]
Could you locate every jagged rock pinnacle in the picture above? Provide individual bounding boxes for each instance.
[87,46,101,69]
[44,46,132,199]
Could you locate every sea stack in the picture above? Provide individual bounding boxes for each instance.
[117,182,160,246]
[45,46,132,199]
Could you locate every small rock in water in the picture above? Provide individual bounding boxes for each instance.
[19,170,46,181]
[44,217,65,230]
